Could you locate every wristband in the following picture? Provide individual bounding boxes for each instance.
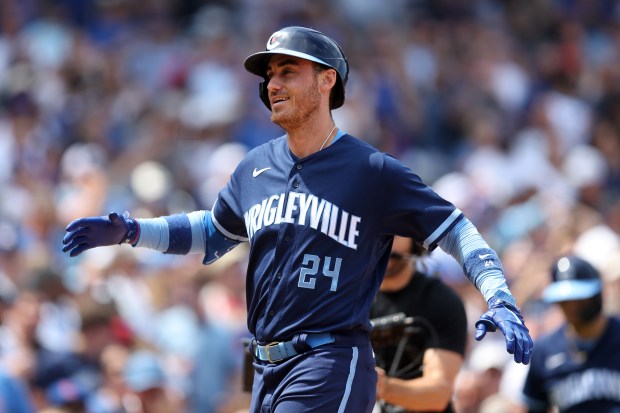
[119,213,139,245]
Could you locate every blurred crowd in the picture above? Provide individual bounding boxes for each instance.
[0,0,619,412]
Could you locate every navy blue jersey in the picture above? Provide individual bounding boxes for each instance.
[522,316,620,412]
[213,133,462,341]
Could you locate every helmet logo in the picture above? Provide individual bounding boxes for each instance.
[556,257,574,281]
[267,32,284,50]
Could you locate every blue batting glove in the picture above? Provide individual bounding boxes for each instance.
[475,295,533,365]
[62,212,139,257]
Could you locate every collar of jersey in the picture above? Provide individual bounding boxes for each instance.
[288,129,347,161]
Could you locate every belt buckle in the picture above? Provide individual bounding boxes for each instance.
[265,342,282,363]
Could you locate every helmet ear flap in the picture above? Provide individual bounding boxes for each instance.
[259,81,271,110]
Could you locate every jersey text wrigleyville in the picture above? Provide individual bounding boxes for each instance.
[243,191,362,249]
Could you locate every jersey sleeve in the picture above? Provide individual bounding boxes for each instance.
[211,164,250,241]
[374,153,463,250]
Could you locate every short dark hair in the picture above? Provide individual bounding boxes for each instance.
[409,239,427,257]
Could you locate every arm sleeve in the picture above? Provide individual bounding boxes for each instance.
[134,210,240,263]
[437,217,515,305]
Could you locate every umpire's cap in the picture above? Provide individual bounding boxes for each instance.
[542,255,602,303]
[244,26,349,110]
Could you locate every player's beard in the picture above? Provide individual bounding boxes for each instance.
[270,77,321,130]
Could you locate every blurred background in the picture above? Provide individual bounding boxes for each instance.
[0,0,619,412]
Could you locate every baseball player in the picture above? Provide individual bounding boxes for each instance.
[522,255,620,412]
[62,26,533,413]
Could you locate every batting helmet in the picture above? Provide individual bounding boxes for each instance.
[244,26,349,110]
[542,255,602,303]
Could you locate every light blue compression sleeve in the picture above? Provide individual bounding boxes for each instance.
[438,217,515,306]
[134,210,240,263]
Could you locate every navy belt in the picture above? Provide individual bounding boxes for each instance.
[253,333,335,363]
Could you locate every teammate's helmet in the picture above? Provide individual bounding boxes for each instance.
[542,255,602,303]
[244,26,349,110]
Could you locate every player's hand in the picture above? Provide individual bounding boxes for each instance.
[475,295,533,364]
[62,212,138,257]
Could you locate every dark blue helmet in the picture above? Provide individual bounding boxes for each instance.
[244,26,349,110]
[543,255,602,303]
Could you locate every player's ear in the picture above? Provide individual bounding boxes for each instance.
[320,68,337,92]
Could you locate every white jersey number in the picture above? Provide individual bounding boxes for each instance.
[298,253,342,292]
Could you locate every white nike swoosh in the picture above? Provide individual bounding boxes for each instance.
[252,167,271,178]
[479,253,493,259]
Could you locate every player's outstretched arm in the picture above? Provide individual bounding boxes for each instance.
[62,212,138,257]
[62,210,241,263]
[437,217,533,364]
